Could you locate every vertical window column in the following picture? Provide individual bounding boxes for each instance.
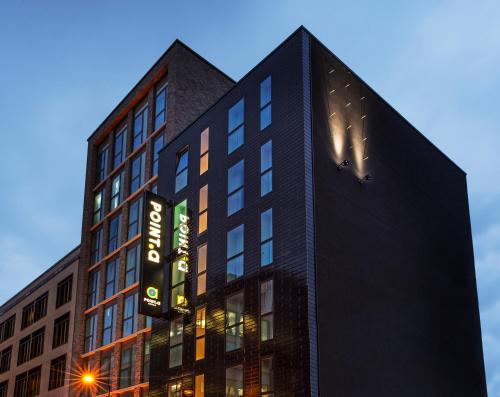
[261,356,274,396]
[197,244,207,296]
[154,83,167,130]
[175,148,189,192]
[195,307,206,361]
[113,127,127,168]
[226,365,243,397]
[227,160,244,216]
[153,133,165,177]
[225,292,244,351]
[227,99,244,154]
[93,189,105,224]
[199,185,208,234]
[260,140,272,196]
[199,128,209,175]
[260,208,273,266]
[260,75,272,130]
[133,105,148,151]
[227,225,244,281]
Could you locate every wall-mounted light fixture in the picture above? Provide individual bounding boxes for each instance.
[337,160,351,171]
[358,174,374,185]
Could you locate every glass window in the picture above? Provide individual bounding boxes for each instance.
[195,374,204,397]
[52,313,69,348]
[14,366,41,397]
[120,343,135,388]
[104,258,118,299]
[84,313,98,352]
[261,140,272,196]
[108,213,121,253]
[261,208,273,266]
[227,160,244,216]
[153,133,165,177]
[200,128,209,175]
[87,270,100,308]
[0,346,12,374]
[128,197,143,240]
[261,279,274,342]
[261,356,274,396]
[123,293,138,337]
[113,127,127,168]
[199,185,208,234]
[168,381,182,397]
[102,304,116,346]
[93,189,104,224]
[91,228,103,265]
[110,172,124,210]
[0,315,15,343]
[0,381,8,397]
[175,148,189,192]
[56,275,72,308]
[17,327,44,365]
[130,151,146,194]
[227,225,244,281]
[49,355,66,390]
[195,307,206,361]
[21,293,47,329]
[125,244,140,287]
[226,292,244,351]
[133,105,148,151]
[260,76,272,130]
[226,365,243,397]
[100,350,112,387]
[228,99,244,154]
[142,334,151,383]
[197,244,207,296]
[155,84,167,130]
[169,318,183,368]
[96,143,109,184]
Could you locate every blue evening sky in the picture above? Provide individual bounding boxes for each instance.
[0,0,498,393]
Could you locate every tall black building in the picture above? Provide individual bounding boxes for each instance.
[149,27,487,397]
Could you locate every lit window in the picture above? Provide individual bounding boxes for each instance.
[260,75,272,130]
[153,133,165,176]
[155,83,167,130]
[226,292,244,351]
[227,160,244,216]
[96,143,109,183]
[228,99,244,154]
[122,292,138,337]
[195,374,204,397]
[102,303,116,346]
[261,208,273,266]
[199,185,208,234]
[226,364,243,397]
[227,225,244,281]
[195,307,206,361]
[175,148,189,193]
[110,172,124,210]
[113,127,127,168]
[93,190,104,224]
[169,318,183,368]
[200,128,209,175]
[261,356,274,396]
[107,213,121,253]
[261,140,272,196]
[197,244,207,296]
[133,105,148,151]
[130,151,146,194]
[168,381,182,397]
[261,279,274,342]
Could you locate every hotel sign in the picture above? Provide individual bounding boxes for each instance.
[139,191,167,317]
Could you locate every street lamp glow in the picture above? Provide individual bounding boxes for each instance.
[82,373,95,385]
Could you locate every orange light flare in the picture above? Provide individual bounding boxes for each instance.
[68,360,110,395]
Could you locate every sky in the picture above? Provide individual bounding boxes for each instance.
[0,0,499,393]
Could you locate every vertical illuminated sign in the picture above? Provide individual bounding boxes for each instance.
[139,191,167,317]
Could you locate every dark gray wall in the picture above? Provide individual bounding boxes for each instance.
[311,37,487,397]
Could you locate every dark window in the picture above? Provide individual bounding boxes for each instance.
[102,303,117,346]
[261,356,274,396]
[227,99,244,154]
[227,225,244,281]
[123,293,138,337]
[260,140,272,196]
[21,293,48,329]
[18,327,44,365]
[142,333,151,382]
[130,151,146,194]
[96,143,109,183]
[113,127,127,168]
[155,84,168,130]
[0,381,7,397]
[0,315,15,342]
[56,275,72,308]
[260,76,272,130]
[133,105,148,151]
[93,189,105,224]
[175,148,189,193]
[100,349,112,391]
[226,364,243,397]
[90,228,103,265]
[125,244,140,287]
[48,354,66,390]
[261,279,274,342]
[227,160,244,216]
[153,133,165,176]
[108,213,122,253]
[261,208,273,266]
[120,343,135,388]
[87,269,100,308]
[169,318,183,368]
[14,366,41,397]
[226,292,244,351]
[110,172,124,210]
[0,346,12,374]
[84,313,98,352]
[52,312,70,348]
[104,258,118,299]
[127,197,143,239]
